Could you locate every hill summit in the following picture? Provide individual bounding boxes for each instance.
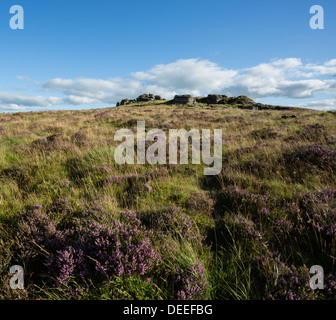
[116,93,292,110]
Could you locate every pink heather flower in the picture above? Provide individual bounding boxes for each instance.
[60,179,70,187]
[144,183,153,192]
[96,166,111,174]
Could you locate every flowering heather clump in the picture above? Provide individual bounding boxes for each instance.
[46,198,73,215]
[187,192,215,216]
[95,165,111,174]
[45,246,89,286]
[60,179,70,188]
[144,183,153,192]
[167,163,180,171]
[94,111,110,120]
[31,138,50,149]
[71,131,89,147]
[283,201,300,214]
[252,253,313,300]
[82,216,161,278]
[175,262,208,300]
[284,145,336,169]
[31,133,67,151]
[16,205,65,261]
[273,217,294,236]
[267,264,315,300]
[295,123,326,141]
[267,263,336,300]
[108,173,137,184]
[107,168,168,185]
[143,168,169,180]
[232,213,264,242]
[305,188,336,206]
[216,187,305,248]
[219,186,276,222]
[305,123,325,131]
[184,167,197,175]
[14,205,162,288]
[253,250,336,300]
[249,128,278,140]
[324,274,336,298]
[139,207,205,248]
[301,189,336,239]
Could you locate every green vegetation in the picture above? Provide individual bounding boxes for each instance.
[0,102,335,300]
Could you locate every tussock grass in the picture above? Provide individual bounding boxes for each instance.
[0,103,335,300]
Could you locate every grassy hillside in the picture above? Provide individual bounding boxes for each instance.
[0,101,336,300]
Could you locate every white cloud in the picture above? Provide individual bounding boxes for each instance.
[277,79,326,98]
[16,75,31,81]
[224,58,331,98]
[132,58,238,94]
[63,95,99,105]
[0,103,27,111]
[131,57,336,101]
[305,59,336,76]
[3,57,336,111]
[42,77,146,104]
[297,99,336,110]
[0,92,61,107]
[43,78,119,93]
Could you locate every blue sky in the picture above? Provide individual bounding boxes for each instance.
[0,0,335,112]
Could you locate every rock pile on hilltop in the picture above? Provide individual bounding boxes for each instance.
[171,95,196,104]
[116,93,291,110]
[117,94,162,106]
[171,94,257,107]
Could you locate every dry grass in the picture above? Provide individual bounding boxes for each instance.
[0,102,335,299]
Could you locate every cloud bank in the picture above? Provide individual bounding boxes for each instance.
[2,57,336,111]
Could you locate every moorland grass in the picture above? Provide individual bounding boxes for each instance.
[0,102,335,300]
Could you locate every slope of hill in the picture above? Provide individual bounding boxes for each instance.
[0,99,336,300]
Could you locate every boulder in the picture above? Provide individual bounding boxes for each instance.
[172,95,196,104]
[196,94,228,104]
[120,99,129,106]
[228,96,256,105]
[119,98,136,106]
[281,114,297,119]
[207,94,228,104]
[196,97,208,103]
[117,94,163,106]
[137,94,156,102]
